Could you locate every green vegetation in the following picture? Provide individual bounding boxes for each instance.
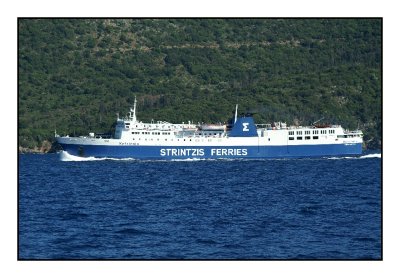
[18,18,382,150]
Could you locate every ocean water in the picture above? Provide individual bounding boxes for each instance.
[18,152,382,259]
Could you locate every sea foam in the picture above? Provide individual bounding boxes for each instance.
[59,151,136,162]
[328,153,381,160]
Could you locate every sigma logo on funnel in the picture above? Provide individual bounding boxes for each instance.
[242,123,249,131]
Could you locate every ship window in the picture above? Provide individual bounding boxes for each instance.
[289,137,294,140]
[297,131,302,135]
[305,131,310,135]
[305,136,311,140]
[289,131,294,135]
[297,136,302,140]
[313,136,318,139]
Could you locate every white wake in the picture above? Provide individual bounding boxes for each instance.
[359,153,381,159]
[327,153,381,160]
[58,151,136,162]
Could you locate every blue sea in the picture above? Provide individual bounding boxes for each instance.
[18,151,382,260]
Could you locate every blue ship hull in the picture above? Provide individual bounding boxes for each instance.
[59,143,363,160]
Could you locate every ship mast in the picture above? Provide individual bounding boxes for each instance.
[129,96,137,122]
[234,104,238,123]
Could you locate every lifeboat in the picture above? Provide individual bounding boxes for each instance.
[199,124,226,131]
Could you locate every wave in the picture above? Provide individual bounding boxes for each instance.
[359,153,381,159]
[327,153,381,160]
[171,158,208,162]
[58,151,136,162]
[59,151,100,161]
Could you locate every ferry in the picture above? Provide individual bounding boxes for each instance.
[55,97,363,159]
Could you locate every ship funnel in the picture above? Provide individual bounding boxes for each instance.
[229,116,258,137]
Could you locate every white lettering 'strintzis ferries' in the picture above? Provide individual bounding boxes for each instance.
[56,96,363,160]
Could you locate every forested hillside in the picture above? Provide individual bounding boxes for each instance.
[18,18,382,151]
